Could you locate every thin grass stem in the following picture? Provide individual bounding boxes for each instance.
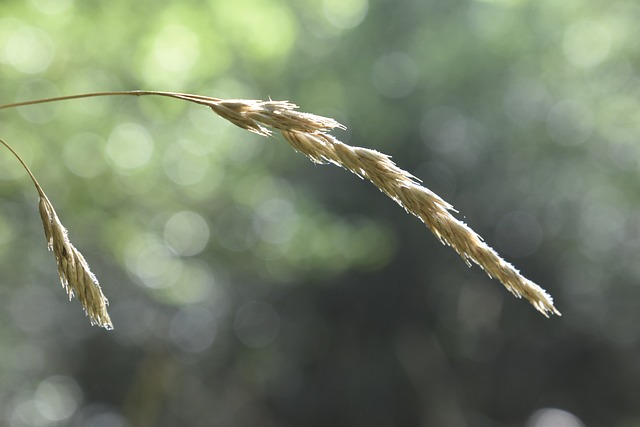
[0,91,560,318]
[0,90,222,111]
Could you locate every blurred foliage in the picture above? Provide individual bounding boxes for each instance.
[1,0,640,426]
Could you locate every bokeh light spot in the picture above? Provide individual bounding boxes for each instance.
[163,140,218,187]
[29,0,73,15]
[563,20,611,68]
[162,260,215,305]
[467,1,516,41]
[34,376,82,422]
[153,25,200,73]
[164,211,210,256]
[323,0,368,29]
[106,123,154,171]
[5,26,54,74]
[526,408,585,427]
[126,236,183,289]
[213,0,296,60]
[234,301,280,348]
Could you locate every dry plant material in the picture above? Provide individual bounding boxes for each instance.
[0,91,560,318]
[206,99,560,317]
[0,138,112,329]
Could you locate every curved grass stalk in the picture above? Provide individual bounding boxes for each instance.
[0,138,112,329]
[0,91,560,318]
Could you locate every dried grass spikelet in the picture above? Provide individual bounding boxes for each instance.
[208,99,344,136]
[206,99,560,317]
[0,137,112,329]
[37,191,113,329]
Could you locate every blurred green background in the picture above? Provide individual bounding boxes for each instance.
[0,0,639,425]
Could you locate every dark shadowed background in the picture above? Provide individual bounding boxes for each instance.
[0,0,639,426]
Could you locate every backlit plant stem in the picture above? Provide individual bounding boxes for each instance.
[0,91,560,319]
